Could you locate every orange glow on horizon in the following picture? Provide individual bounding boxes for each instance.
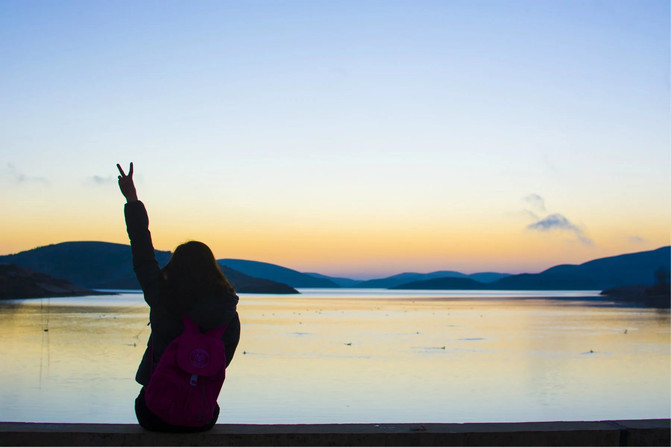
[1,194,668,278]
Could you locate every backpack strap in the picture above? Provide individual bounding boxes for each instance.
[181,314,201,334]
[182,314,229,340]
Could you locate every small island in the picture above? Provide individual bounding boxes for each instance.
[600,269,670,308]
[0,264,109,300]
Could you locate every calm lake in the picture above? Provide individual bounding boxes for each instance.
[0,289,669,424]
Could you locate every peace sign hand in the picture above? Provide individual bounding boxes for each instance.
[117,162,138,202]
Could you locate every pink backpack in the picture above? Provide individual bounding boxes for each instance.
[145,315,228,427]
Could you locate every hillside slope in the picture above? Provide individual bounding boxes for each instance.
[492,246,670,290]
[393,277,489,290]
[357,270,509,288]
[218,259,339,288]
[393,246,671,291]
[0,264,107,299]
[0,242,298,294]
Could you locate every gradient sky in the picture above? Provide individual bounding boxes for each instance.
[1,0,669,279]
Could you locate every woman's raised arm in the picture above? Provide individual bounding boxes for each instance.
[117,162,161,306]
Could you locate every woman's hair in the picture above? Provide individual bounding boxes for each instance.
[160,241,235,315]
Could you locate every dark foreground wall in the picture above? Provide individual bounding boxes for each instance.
[1,420,668,446]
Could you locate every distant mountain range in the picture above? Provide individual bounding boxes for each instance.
[0,242,298,294]
[216,264,510,288]
[353,271,510,288]
[0,263,107,299]
[393,246,670,291]
[218,259,339,288]
[303,272,362,288]
[0,242,668,296]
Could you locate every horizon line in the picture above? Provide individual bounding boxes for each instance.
[1,240,669,282]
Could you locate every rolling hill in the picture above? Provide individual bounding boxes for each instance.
[0,242,298,294]
[2,241,668,295]
[0,263,108,299]
[304,272,363,288]
[489,246,670,290]
[218,259,339,288]
[393,246,670,291]
[357,271,510,288]
[393,276,490,290]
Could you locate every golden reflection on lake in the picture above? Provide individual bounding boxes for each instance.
[0,291,668,423]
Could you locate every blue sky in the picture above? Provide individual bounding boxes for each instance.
[1,0,669,278]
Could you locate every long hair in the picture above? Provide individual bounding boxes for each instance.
[160,241,235,315]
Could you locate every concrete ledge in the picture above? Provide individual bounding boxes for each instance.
[1,419,668,446]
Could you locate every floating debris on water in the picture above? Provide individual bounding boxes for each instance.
[418,346,447,351]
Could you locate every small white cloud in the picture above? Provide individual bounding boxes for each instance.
[527,213,593,246]
[629,236,645,244]
[527,213,576,231]
[88,175,116,185]
[522,194,594,247]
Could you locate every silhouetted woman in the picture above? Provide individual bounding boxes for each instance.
[117,162,240,432]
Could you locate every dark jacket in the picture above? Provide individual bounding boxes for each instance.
[124,201,240,385]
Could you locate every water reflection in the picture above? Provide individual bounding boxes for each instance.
[0,291,668,424]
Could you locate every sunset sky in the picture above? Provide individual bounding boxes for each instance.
[1,0,669,279]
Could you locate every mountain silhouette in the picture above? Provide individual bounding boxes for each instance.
[216,263,299,294]
[0,241,151,288]
[490,246,670,290]
[0,242,298,294]
[357,271,510,288]
[304,272,363,287]
[218,259,339,288]
[0,263,107,299]
[1,242,668,295]
[393,246,670,291]
[393,276,489,290]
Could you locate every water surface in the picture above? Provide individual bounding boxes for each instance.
[0,289,668,423]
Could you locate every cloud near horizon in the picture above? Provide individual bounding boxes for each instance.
[88,175,116,186]
[523,194,593,246]
[527,213,593,246]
